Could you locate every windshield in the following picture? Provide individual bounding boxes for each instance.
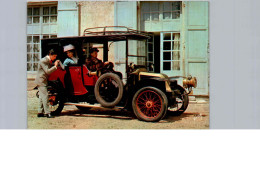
[128,39,147,66]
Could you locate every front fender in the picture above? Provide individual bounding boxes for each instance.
[135,78,167,93]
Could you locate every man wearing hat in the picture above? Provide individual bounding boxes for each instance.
[85,47,122,79]
[63,44,78,66]
[85,47,104,76]
[35,49,60,118]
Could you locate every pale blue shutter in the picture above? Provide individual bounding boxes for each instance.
[57,1,79,37]
[184,1,209,95]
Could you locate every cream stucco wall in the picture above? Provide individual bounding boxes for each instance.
[79,1,114,34]
[79,1,115,62]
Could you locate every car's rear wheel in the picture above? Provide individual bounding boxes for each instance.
[94,73,124,108]
[132,87,168,122]
[168,85,189,116]
[47,85,65,116]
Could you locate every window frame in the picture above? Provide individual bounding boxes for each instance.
[161,32,181,71]
[141,1,181,22]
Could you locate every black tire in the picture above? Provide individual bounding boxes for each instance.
[48,84,65,116]
[94,73,124,108]
[169,85,189,116]
[132,87,168,122]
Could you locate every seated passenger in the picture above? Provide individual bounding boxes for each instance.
[63,44,79,66]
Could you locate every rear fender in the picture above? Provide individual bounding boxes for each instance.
[48,80,65,94]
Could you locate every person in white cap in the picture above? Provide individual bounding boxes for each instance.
[63,44,78,66]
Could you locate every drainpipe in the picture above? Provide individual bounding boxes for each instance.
[137,1,140,30]
[182,1,186,77]
[78,2,81,36]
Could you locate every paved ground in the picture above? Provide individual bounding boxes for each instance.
[27,80,209,129]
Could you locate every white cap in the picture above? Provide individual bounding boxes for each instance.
[63,44,75,52]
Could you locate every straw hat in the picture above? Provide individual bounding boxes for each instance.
[63,44,75,52]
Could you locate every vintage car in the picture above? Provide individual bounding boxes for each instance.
[39,26,197,122]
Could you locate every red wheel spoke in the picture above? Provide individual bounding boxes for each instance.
[142,108,148,115]
[148,92,152,100]
[138,102,146,107]
[150,92,155,101]
[144,93,150,101]
[153,104,161,108]
[148,108,152,116]
[150,110,154,117]
[153,108,161,113]
[139,96,146,101]
[137,97,146,103]
[139,105,147,111]
[147,108,151,117]
[138,105,146,110]
[153,99,161,104]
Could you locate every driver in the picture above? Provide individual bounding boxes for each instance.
[85,47,122,79]
[85,47,104,76]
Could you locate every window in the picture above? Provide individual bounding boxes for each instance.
[162,32,181,71]
[28,6,57,24]
[27,34,57,71]
[163,2,181,19]
[141,1,181,21]
[27,35,40,71]
[27,7,40,24]
[27,5,58,71]
[43,6,57,24]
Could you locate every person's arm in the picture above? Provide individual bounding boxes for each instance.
[57,60,65,70]
[40,58,57,75]
[96,59,104,70]
[63,58,71,67]
[88,71,97,76]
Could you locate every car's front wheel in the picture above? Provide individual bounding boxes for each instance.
[132,87,168,122]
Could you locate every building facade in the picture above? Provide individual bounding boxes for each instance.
[27,1,209,95]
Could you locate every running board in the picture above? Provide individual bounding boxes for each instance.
[64,102,124,110]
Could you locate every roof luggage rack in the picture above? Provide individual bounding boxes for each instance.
[83,26,152,39]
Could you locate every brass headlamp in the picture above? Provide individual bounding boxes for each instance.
[183,76,197,88]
